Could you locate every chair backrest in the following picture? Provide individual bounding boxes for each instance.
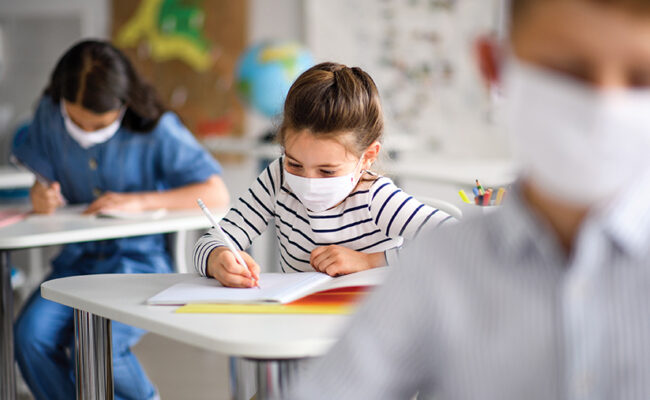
[416,196,463,220]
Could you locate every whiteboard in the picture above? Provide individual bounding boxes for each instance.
[305,0,508,157]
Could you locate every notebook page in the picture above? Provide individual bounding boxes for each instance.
[314,267,389,292]
[146,272,332,305]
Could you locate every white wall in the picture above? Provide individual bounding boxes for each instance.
[0,0,109,161]
[244,0,305,138]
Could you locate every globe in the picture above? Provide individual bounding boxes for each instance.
[236,41,314,118]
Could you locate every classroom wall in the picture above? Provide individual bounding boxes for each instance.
[304,0,508,158]
[245,0,305,138]
[0,0,303,161]
[0,0,110,162]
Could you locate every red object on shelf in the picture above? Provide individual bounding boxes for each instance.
[196,116,234,137]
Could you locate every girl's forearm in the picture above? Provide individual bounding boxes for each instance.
[367,251,388,268]
[140,175,229,210]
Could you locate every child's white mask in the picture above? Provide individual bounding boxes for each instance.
[503,58,650,206]
[60,101,124,149]
[285,158,364,213]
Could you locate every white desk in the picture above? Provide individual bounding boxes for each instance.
[0,207,220,400]
[0,166,34,190]
[383,155,515,188]
[0,206,212,250]
[41,273,352,400]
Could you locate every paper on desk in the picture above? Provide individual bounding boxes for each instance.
[314,266,388,291]
[96,209,168,220]
[147,272,332,305]
[175,284,376,314]
[147,267,389,306]
[0,209,29,229]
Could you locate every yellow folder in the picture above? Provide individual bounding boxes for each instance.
[175,303,355,315]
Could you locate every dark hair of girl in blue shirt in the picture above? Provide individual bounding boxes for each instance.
[44,39,166,133]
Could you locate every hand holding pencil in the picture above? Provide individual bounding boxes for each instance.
[198,199,261,288]
[206,248,261,289]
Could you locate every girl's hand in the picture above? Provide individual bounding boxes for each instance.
[83,192,146,215]
[310,245,387,276]
[30,181,64,214]
[206,247,261,288]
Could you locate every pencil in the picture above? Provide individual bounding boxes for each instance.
[459,190,471,204]
[197,199,260,288]
[495,188,506,205]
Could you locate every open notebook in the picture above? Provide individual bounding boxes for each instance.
[147,267,388,305]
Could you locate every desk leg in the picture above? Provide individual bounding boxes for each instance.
[74,310,114,400]
[0,251,16,400]
[231,357,306,400]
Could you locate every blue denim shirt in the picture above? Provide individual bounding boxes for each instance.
[12,96,222,274]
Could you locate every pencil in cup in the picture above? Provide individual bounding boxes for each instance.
[495,188,506,205]
[458,190,471,204]
[196,199,260,288]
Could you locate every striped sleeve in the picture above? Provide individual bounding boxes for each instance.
[368,178,454,266]
[192,158,282,276]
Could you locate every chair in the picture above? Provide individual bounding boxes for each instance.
[416,196,463,220]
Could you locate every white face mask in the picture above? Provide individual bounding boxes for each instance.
[60,101,124,149]
[285,158,364,213]
[503,59,650,207]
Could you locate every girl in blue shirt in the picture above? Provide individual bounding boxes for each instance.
[12,40,228,400]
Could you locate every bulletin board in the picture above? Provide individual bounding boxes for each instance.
[305,0,507,156]
[111,0,247,137]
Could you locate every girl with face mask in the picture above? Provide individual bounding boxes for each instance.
[193,62,454,287]
[12,40,229,400]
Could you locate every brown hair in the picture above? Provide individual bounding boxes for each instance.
[278,62,384,157]
[511,0,650,23]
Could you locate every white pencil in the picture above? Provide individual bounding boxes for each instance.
[197,199,260,288]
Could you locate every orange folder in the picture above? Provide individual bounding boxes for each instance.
[175,286,373,315]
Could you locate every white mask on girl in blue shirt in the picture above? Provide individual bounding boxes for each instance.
[60,101,124,149]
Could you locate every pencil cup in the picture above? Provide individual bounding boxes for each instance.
[458,203,501,218]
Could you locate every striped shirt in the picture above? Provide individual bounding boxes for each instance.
[193,157,453,275]
[290,181,650,400]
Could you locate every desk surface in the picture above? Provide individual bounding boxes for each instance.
[383,155,516,187]
[0,166,34,189]
[42,273,349,359]
[0,206,219,250]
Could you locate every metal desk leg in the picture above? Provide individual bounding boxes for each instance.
[230,357,256,400]
[0,251,16,400]
[255,358,306,400]
[230,357,306,400]
[74,310,114,400]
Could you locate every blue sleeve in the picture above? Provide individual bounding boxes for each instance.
[154,113,222,188]
[11,97,59,183]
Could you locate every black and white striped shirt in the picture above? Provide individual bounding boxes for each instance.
[193,157,453,275]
